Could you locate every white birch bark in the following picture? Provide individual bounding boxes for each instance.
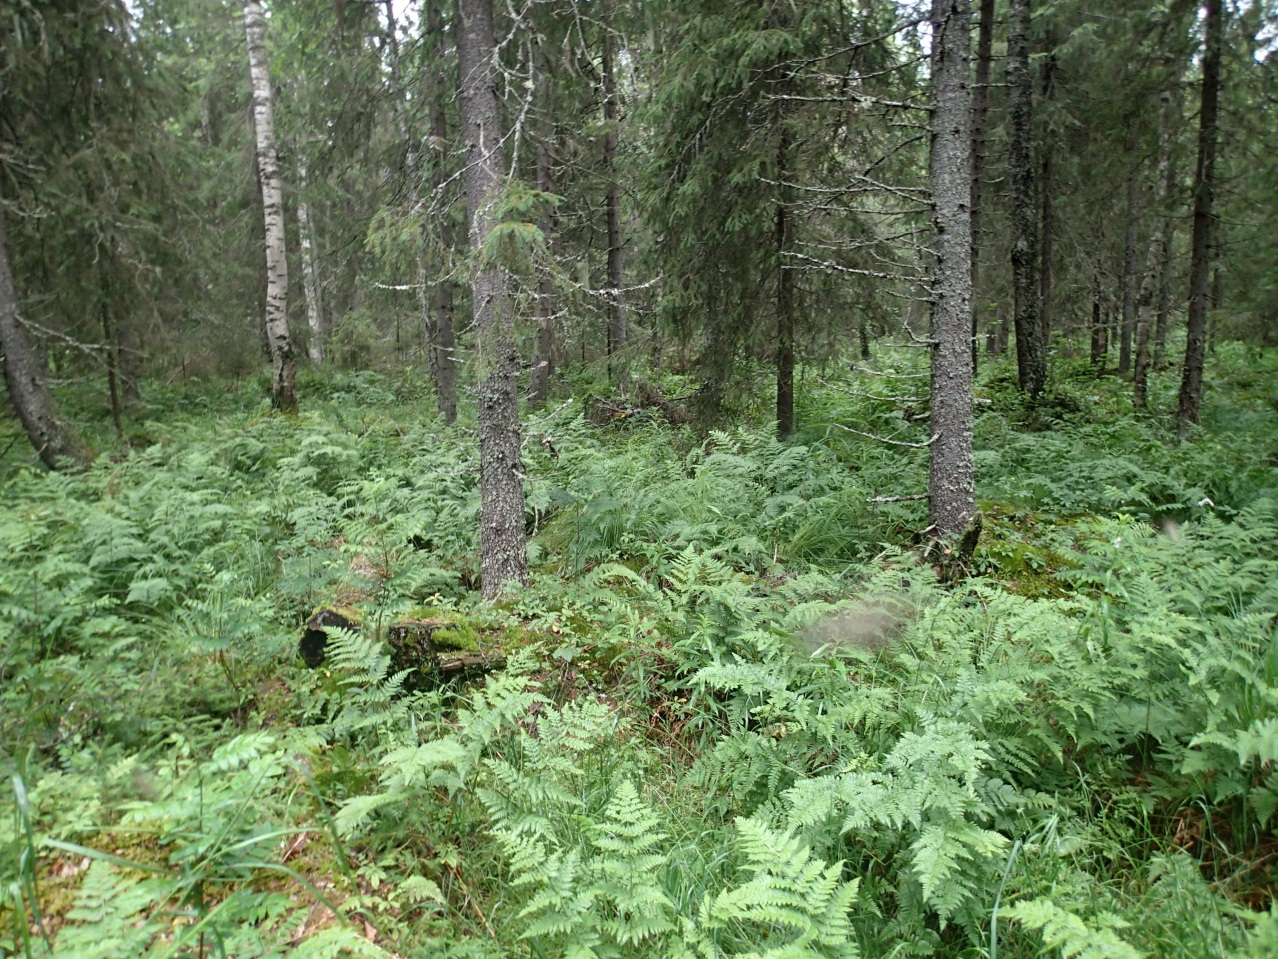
[297,157,324,364]
[243,0,296,410]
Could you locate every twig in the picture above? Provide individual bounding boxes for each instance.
[867,493,929,503]
[833,423,938,448]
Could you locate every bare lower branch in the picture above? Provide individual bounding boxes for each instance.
[850,363,930,379]
[833,423,939,448]
[816,377,919,404]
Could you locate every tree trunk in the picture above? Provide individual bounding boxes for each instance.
[243,0,296,411]
[0,180,87,469]
[603,25,626,374]
[529,127,556,407]
[969,0,994,374]
[776,130,795,438]
[98,259,124,441]
[1134,122,1177,408]
[1039,149,1054,349]
[426,0,457,425]
[1037,45,1056,348]
[458,0,528,598]
[431,268,457,424]
[298,158,325,364]
[1119,126,1141,375]
[927,0,975,543]
[1008,0,1046,397]
[1178,0,1221,430]
[1153,214,1174,369]
[1090,290,1107,368]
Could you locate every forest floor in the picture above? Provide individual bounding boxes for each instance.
[2,345,1277,958]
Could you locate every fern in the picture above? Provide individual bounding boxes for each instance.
[693,817,859,959]
[1003,898,1143,959]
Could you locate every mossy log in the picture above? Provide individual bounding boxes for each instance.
[388,618,506,694]
[299,606,505,691]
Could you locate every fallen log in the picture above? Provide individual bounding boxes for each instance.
[299,607,505,692]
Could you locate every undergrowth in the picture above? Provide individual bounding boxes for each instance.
[1,348,1276,957]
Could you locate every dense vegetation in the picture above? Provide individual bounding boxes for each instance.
[2,346,1277,957]
[4,0,1278,955]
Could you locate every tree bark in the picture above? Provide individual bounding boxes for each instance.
[1119,126,1141,375]
[1037,44,1056,347]
[1153,214,1174,369]
[529,127,556,407]
[0,179,87,469]
[426,0,457,425]
[458,0,528,598]
[1177,0,1221,430]
[1007,0,1046,397]
[969,0,994,374]
[97,258,124,441]
[776,130,795,438]
[243,0,297,411]
[1090,289,1107,367]
[1134,117,1177,407]
[298,157,324,364]
[1039,148,1054,347]
[602,25,626,373]
[927,0,975,542]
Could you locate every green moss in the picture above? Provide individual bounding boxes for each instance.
[398,607,481,652]
[309,603,363,626]
[975,505,1079,599]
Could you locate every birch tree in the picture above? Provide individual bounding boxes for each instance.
[297,157,324,363]
[243,0,297,411]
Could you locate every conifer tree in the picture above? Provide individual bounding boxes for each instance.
[1007,0,1046,397]
[0,179,88,469]
[1178,0,1222,430]
[927,0,976,542]
[457,0,528,597]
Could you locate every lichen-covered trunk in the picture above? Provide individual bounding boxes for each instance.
[298,158,324,364]
[603,28,626,373]
[969,0,993,373]
[927,0,975,542]
[243,0,296,411]
[1178,0,1221,431]
[458,0,527,598]
[1007,0,1045,397]
[0,180,87,469]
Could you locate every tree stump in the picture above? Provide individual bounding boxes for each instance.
[299,606,361,667]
